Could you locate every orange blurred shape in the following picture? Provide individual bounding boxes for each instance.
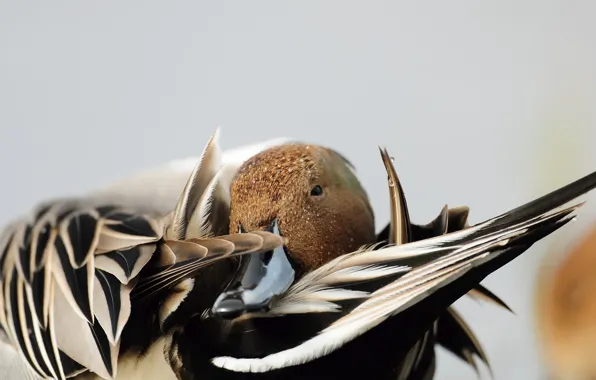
[536,225,596,379]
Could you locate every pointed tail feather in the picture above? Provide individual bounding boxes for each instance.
[486,171,596,230]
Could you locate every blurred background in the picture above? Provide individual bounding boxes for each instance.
[1,2,596,379]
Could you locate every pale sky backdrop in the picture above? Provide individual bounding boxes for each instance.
[1,2,596,379]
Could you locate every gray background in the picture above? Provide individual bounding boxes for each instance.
[1,2,596,379]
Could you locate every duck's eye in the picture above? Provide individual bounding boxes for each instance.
[310,185,324,197]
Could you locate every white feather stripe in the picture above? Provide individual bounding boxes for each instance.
[319,264,410,285]
[53,281,113,380]
[88,255,96,325]
[307,288,369,301]
[10,224,28,284]
[269,300,342,315]
[211,312,383,373]
[16,278,46,377]
[47,280,67,380]
[109,340,121,380]
[24,283,60,380]
[115,284,133,344]
[40,259,53,329]
[269,288,368,314]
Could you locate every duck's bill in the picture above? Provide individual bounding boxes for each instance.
[211,219,295,319]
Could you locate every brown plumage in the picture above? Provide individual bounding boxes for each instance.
[228,143,376,273]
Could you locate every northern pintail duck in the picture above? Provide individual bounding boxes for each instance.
[1,129,596,380]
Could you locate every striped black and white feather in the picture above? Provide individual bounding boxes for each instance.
[0,202,164,380]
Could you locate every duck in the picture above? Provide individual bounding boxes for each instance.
[535,223,596,379]
[2,129,596,380]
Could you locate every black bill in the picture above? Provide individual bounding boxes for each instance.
[211,219,295,319]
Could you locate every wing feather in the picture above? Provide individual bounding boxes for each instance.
[0,202,163,380]
[93,269,132,345]
[132,231,286,303]
[166,129,223,241]
[212,196,583,373]
[186,156,231,239]
[466,284,512,312]
[94,244,154,285]
[130,232,285,331]
[0,337,45,380]
[51,232,95,323]
[52,281,112,379]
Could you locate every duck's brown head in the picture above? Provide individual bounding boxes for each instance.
[212,143,375,318]
[229,143,375,272]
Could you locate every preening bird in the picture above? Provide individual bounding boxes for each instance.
[535,223,596,380]
[1,129,596,380]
